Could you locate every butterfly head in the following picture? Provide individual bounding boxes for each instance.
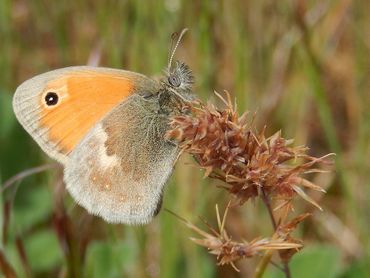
[159,28,194,104]
[162,60,194,100]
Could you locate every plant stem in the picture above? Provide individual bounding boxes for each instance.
[254,250,273,278]
[283,264,291,278]
[261,189,277,230]
[0,250,17,278]
[259,188,291,278]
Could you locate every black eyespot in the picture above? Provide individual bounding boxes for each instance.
[168,75,181,87]
[45,92,59,106]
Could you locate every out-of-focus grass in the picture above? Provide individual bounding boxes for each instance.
[0,0,369,277]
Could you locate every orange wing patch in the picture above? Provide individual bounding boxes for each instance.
[39,71,135,154]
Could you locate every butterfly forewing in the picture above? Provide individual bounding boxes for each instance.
[13,66,158,164]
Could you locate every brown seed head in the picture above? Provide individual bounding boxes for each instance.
[167,92,333,209]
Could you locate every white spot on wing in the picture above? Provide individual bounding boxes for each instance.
[94,124,119,169]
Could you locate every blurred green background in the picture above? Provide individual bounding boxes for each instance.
[0,0,369,277]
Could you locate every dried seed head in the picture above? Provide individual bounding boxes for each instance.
[179,205,302,270]
[167,91,333,209]
[167,91,333,271]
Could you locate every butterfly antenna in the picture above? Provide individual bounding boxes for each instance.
[168,28,188,70]
[168,32,177,67]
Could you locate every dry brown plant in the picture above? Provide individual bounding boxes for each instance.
[166,92,333,277]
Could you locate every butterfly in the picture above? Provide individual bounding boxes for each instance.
[12,30,193,224]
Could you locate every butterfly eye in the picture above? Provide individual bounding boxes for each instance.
[168,75,181,87]
[44,92,59,106]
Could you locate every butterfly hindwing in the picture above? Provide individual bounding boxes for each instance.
[64,93,178,224]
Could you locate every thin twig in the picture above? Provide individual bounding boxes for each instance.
[261,188,277,230]
[0,250,17,278]
[260,188,291,278]
[270,260,285,271]
[1,163,57,193]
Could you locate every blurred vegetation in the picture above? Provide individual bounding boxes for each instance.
[0,0,369,277]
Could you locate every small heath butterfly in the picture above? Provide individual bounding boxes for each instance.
[13,30,193,224]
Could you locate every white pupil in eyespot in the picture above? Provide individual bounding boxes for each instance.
[45,92,59,106]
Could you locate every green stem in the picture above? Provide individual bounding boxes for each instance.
[254,251,273,278]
